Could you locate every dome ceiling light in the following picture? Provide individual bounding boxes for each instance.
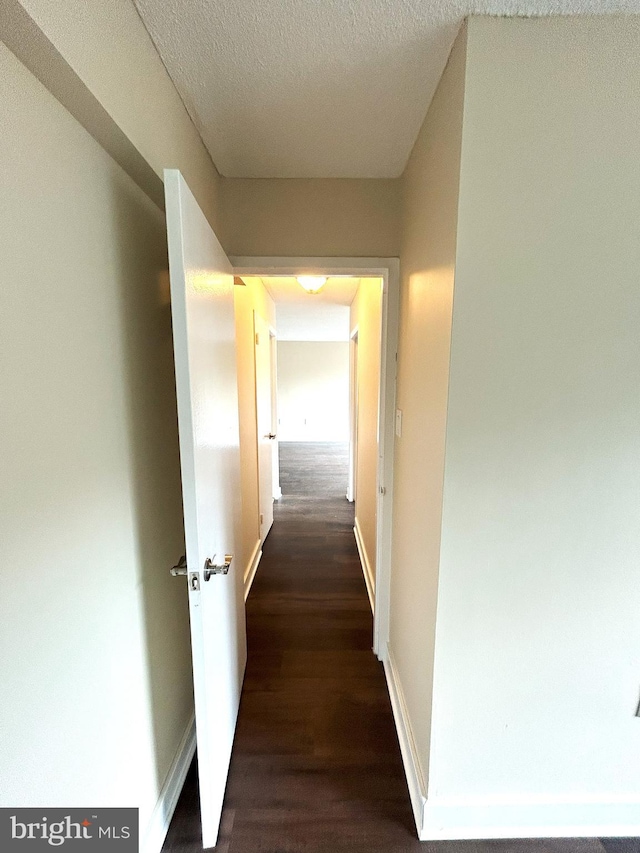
[296,276,327,294]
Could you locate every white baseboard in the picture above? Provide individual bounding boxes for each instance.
[383,646,640,840]
[383,646,427,838]
[141,714,196,853]
[383,650,640,841]
[353,518,375,613]
[244,538,262,601]
[273,486,282,500]
[422,799,640,840]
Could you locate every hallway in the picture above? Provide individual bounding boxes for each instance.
[162,442,421,852]
[161,445,636,853]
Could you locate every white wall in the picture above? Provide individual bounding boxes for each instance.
[427,16,640,838]
[277,342,349,441]
[0,39,192,842]
[390,22,467,812]
[276,302,350,342]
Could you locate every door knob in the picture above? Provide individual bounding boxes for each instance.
[203,554,233,581]
[170,555,187,576]
[267,432,276,440]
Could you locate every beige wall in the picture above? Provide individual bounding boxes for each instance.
[390,23,467,787]
[0,39,192,841]
[350,279,383,598]
[426,16,640,834]
[277,342,350,442]
[1,2,402,840]
[11,1,405,262]
[222,178,401,258]
[234,278,275,586]
[17,0,224,236]
[7,3,640,842]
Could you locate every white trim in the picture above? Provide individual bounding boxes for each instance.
[232,256,399,277]
[243,538,263,601]
[421,799,640,840]
[231,256,399,661]
[253,310,274,541]
[353,517,374,613]
[373,264,399,662]
[273,485,282,500]
[347,326,358,504]
[141,714,196,853]
[383,646,428,839]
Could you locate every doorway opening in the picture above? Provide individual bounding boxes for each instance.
[163,176,409,849]
[273,276,354,513]
[233,258,399,659]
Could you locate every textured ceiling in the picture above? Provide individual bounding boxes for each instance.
[261,276,358,340]
[133,0,635,178]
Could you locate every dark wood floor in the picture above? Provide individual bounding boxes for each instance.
[162,443,638,853]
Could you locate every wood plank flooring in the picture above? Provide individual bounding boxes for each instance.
[162,442,638,853]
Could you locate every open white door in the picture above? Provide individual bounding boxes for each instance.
[164,170,246,848]
[254,311,274,540]
[269,331,281,500]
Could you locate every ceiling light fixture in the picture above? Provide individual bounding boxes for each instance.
[296,275,327,294]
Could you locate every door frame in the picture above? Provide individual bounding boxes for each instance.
[253,310,275,543]
[231,256,399,661]
[347,326,359,504]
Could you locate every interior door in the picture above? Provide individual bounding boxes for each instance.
[269,331,281,499]
[254,310,274,540]
[164,169,246,848]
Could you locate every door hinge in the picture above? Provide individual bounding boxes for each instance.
[255,332,260,345]
[379,486,386,496]
[260,513,264,524]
